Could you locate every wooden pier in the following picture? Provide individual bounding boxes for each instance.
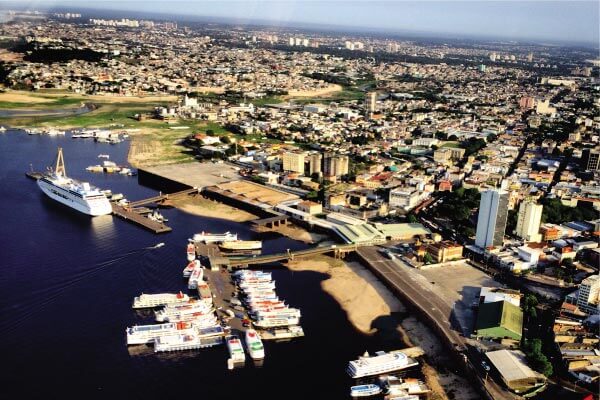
[111,204,172,233]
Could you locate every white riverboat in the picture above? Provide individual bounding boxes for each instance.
[227,335,246,362]
[132,292,189,309]
[346,350,419,379]
[244,329,265,360]
[126,321,195,345]
[191,231,238,243]
[350,384,382,397]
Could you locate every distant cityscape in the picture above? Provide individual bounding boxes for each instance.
[0,5,598,400]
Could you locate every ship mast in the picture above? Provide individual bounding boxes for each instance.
[55,147,66,176]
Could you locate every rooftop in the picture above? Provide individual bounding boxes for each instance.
[373,223,431,238]
[486,349,544,383]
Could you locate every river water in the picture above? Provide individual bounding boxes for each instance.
[0,130,404,399]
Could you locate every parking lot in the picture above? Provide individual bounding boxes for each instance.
[415,261,502,336]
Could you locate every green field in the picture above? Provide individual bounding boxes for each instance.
[0,96,85,109]
[441,141,462,148]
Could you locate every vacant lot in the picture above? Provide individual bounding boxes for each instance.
[415,262,501,335]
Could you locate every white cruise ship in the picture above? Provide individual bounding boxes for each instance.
[346,350,419,378]
[126,321,195,345]
[132,292,189,309]
[191,231,238,243]
[244,329,265,360]
[38,148,112,216]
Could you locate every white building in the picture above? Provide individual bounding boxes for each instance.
[577,275,599,315]
[515,200,543,242]
[475,189,509,249]
[480,287,521,307]
[282,152,305,174]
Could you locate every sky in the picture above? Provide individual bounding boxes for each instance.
[3,1,599,45]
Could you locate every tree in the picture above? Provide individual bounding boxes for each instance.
[522,339,553,377]
[407,214,418,223]
[220,135,231,144]
[206,129,215,136]
[435,131,448,140]
[306,191,318,200]
[423,253,434,264]
[522,294,538,319]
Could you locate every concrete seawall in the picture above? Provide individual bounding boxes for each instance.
[137,168,193,193]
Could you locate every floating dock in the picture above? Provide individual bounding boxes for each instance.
[111,204,172,234]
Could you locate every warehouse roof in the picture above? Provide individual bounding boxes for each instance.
[486,349,543,383]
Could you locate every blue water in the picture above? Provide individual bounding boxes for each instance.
[0,131,404,399]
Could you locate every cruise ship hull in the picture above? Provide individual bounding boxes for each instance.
[38,178,112,216]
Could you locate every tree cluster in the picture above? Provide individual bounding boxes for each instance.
[522,339,553,377]
[541,198,597,224]
[434,187,480,234]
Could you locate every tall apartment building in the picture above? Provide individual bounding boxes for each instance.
[282,152,305,173]
[475,189,509,249]
[304,153,322,177]
[365,91,377,116]
[323,153,349,178]
[581,148,600,171]
[577,275,599,315]
[515,200,543,242]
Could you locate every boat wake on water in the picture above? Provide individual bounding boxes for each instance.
[3,246,158,335]
[146,242,165,250]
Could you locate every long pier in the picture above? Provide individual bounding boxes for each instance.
[127,188,198,207]
[206,243,359,269]
[111,203,172,233]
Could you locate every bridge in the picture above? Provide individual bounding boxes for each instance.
[209,243,360,269]
[126,188,199,208]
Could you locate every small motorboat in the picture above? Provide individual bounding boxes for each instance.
[350,384,382,397]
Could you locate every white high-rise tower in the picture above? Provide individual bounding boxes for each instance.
[475,189,509,249]
[515,200,543,242]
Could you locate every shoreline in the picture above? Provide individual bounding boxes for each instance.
[286,255,479,400]
[170,195,257,222]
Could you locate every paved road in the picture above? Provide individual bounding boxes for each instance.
[357,246,518,400]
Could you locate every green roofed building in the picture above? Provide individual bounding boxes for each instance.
[474,300,523,341]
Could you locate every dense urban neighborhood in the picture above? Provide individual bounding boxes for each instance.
[1,7,598,400]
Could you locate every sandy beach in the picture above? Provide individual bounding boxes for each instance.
[287,256,405,334]
[270,224,329,244]
[170,195,256,222]
[286,255,479,400]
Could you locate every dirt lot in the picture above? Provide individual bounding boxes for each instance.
[217,181,298,206]
[415,262,501,336]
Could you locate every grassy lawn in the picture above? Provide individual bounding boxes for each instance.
[441,141,462,148]
[250,96,284,106]
[0,96,85,109]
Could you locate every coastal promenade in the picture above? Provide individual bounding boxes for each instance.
[356,246,518,400]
